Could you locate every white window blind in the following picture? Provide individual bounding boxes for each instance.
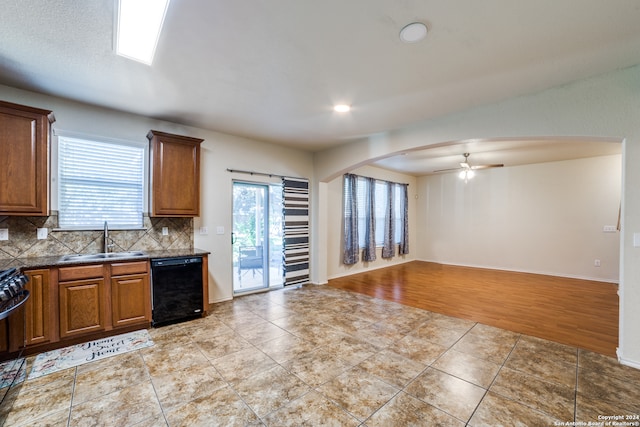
[354,176,403,247]
[58,136,144,229]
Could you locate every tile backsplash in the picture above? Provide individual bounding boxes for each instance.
[0,212,193,260]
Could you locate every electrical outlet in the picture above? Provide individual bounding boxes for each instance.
[37,228,48,239]
[0,229,7,241]
[594,259,601,267]
[162,227,169,236]
[216,226,225,235]
[199,227,209,235]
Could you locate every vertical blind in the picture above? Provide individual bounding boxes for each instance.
[58,136,144,229]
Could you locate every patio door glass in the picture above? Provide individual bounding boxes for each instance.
[232,181,283,293]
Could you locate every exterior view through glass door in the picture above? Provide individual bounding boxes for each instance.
[232,181,283,293]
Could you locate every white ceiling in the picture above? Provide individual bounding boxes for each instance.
[0,1,638,171]
[372,138,623,176]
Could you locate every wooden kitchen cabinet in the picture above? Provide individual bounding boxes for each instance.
[111,261,151,328]
[147,130,203,217]
[0,100,55,216]
[58,265,107,339]
[23,269,53,346]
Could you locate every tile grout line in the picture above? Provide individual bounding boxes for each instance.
[574,347,580,423]
[65,366,78,427]
[465,333,523,425]
[141,348,171,426]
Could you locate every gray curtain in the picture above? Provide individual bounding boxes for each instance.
[362,177,377,262]
[399,184,409,255]
[381,182,395,258]
[342,174,359,265]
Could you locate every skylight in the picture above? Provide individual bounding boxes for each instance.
[116,0,170,65]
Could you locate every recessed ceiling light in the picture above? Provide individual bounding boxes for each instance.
[399,22,428,43]
[334,104,351,113]
[116,0,170,65]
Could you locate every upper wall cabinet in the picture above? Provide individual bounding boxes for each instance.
[0,100,55,216]
[147,130,204,217]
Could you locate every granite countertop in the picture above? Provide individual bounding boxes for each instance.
[0,248,211,271]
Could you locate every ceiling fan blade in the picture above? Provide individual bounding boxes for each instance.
[460,162,471,169]
[433,167,463,173]
[471,164,504,170]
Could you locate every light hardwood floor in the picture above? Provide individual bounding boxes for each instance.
[328,261,619,357]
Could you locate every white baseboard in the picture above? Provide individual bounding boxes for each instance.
[208,296,232,304]
[619,357,640,370]
[417,258,619,284]
[617,350,640,370]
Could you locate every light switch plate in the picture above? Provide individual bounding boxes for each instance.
[162,227,169,236]
[634,233,640,248]
[37,228,48,239]
[0,229,7,241]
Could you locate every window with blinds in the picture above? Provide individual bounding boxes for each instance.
[58,136,145,229]
[353,176,404,247]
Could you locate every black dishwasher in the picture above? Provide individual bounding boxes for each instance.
[150,257,203,327]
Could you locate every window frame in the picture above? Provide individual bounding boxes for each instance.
[351,175,404,248]
[54,130,148,231]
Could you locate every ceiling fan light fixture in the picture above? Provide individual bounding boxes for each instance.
[459,169,475,182]
[399,22,428,43]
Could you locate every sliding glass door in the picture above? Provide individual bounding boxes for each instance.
[232,181,283,293]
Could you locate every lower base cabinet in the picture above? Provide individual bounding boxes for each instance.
[112,275,151,328]
[24,269,51,346]
[19,261,152,351]
[59,278,106,339]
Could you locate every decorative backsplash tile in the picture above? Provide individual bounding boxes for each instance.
[0,212,193,260]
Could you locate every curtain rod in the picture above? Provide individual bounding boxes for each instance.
[345,172,409,186]
[226,168,307,181]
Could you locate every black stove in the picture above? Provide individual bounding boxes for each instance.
[0,268,29,319]
[0,268,30,418]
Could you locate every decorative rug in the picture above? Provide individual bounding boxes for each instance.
[28,329,154,380]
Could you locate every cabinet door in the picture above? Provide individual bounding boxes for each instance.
[111,274,151,328]
[148,130,203,217]
[0,101,54,216]
[59,278,106,338]
[24,269,51,346]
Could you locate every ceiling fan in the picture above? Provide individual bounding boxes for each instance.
[434,153,504,182]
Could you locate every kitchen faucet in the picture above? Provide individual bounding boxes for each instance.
[104,221,111,253]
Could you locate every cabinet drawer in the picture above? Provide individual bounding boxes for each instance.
[59,265,104,281]
[111,261,148,276]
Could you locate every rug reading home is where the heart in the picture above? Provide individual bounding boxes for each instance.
[28,329,154,380]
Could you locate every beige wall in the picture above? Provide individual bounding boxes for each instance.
[416,155,621,282]
[4,63,640,368]
[0,84,314,304]
[313,65,640,368]
[326,165,417,279]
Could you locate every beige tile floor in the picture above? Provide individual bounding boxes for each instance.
[1,284,639,426]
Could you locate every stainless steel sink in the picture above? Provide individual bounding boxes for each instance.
[60,251,148,262]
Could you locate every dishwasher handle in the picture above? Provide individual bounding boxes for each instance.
[151,257,202,268]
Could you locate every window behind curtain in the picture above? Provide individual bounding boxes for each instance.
[352,176,403,247]
[58,136,145,229]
